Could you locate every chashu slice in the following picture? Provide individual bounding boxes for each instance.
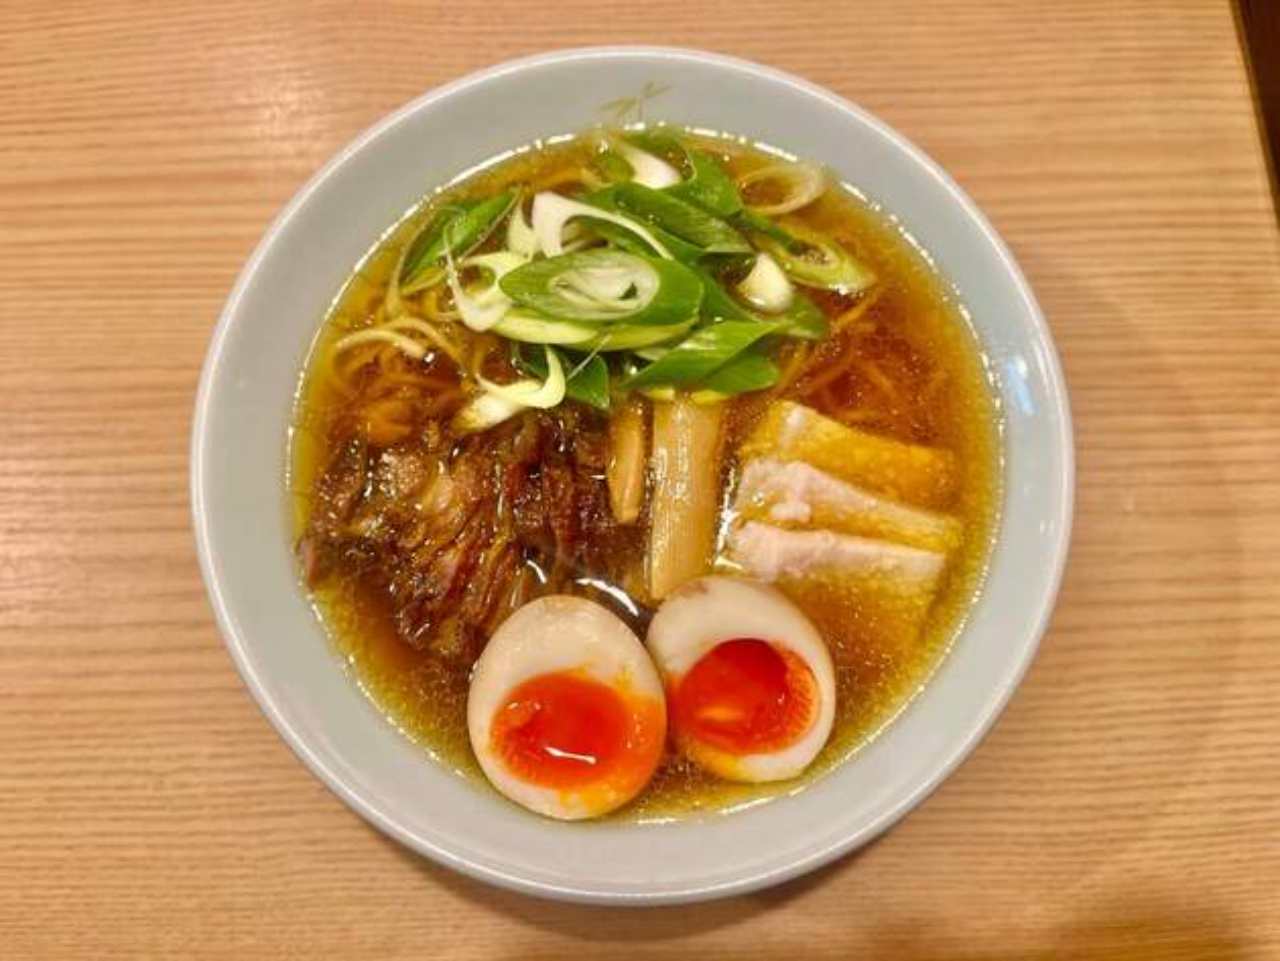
[739,400,956,510]
[726,520,947,651]
[735,457,962,554]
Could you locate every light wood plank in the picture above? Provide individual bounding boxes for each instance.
[2,1,1278,958]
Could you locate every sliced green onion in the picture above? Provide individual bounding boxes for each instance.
[694,266,757,323]
[591,148,634,184]
[579,319,696,351]
[559,219,597,254]
[736,252,794,313]
[732,208,797,248]
[400,191,516,293]
[694,265,824,340]
[583,193,706,263]
[492,310,597,345]
[669,151,742,217]
[531,191,671,259]
[739,162,826,216]
[614,139,682,188]
[516,346,611,411]
[624,130,744,218]
[696,350,779,398]
[395,206,461,299]
[466,251,526,276]
[775,291,828,341]
[505,195,538,258]
[624,320,781,389]
[500,249,703,326]
[477,344,566,409]
[445,250,525,332]
[621,130,686,167]
[612,183,751,255]
[753,219,876,295]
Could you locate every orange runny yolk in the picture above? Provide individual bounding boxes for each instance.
[491,671,662,791]
[673,638,817,755]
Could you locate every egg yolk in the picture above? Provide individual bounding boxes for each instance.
[491,671,661,791]
[673,638,817,755]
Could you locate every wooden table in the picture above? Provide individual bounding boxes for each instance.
[4,2,1278,957]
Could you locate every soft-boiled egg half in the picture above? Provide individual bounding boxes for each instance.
[646,576,836,783]
[467,595,666,820]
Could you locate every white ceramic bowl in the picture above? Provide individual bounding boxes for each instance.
[192,47,1072,905]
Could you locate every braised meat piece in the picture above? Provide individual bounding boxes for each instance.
[299,410,643,666]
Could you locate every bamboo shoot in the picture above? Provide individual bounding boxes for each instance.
[647,395,725,599]
[607,397,648,524]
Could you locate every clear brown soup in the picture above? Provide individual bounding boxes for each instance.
[289,130,1000,820]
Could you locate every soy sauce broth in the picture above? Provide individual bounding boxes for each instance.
[289,129,1000,821]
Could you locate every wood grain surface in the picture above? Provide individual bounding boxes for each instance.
[3,1,1279,958]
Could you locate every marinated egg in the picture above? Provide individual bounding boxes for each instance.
[646,576,836,783]
[467,595,666,820]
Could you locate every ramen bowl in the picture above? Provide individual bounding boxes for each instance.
[191,46,1072,904]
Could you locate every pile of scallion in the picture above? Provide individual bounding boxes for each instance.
[375,128,876,432]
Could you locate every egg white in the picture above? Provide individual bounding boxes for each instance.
[646,576,836,783]
[467,595,665,820]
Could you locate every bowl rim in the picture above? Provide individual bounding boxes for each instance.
[191,44,1074,905]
